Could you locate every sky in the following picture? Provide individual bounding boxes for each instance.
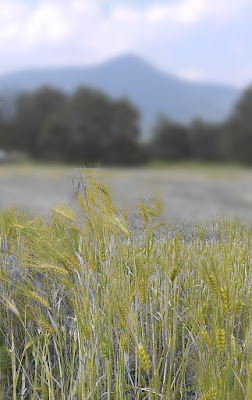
[0,0,252,88]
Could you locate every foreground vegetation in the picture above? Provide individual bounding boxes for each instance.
[0,172,251,399]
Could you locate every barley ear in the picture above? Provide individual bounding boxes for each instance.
[137,344,150,372]
[216,329,225,354]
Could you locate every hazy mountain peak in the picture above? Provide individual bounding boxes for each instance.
[0,54,240,135]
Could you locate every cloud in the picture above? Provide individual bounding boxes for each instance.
[177,68,208,82]
[1,0,250,49]
[0,1,27,42]
[25,2,71,44]
[145,0,209,24]
[140,0,252,25]
[0,0,251,86]
[0,1,68,46]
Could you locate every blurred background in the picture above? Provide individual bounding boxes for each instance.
[0,0,252,221]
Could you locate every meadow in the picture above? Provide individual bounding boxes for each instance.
[0,170,251,399]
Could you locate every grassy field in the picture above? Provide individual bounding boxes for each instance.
[0,170,251,399]
[1,163,252,223]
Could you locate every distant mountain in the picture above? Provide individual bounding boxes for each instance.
[0,54,241,134]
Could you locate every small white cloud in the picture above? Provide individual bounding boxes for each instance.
[144,0,252,25]
[161,0,209,24]
[24,2,71,44]
[0,1,28,46]
[177,69,208,82]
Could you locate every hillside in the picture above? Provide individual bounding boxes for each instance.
[0,54,240,134]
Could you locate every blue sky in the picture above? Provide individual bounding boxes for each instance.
[0,0,252,88]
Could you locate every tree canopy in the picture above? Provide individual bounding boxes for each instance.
[4,86,141,165]
[0,83,252,165]
[225,86,252,164]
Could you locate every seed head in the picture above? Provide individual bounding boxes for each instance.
[100,341,110,361]
[201,387,217,400]
[220,286,231,317]
[208,274,218,296]
[216,329,225,353]
[200,329,212,348]
[139,278,146,305]
[137,344,150,372]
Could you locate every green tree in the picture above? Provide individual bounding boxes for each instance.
[0,111,4,148]
[0,110,12,150]
[68,88,141,164]
[7,85,143,164]
[225,86,252,164]
[0,97,8,149]
[13,86,67,157]
[150,116,191,161]
[69,87,112,162]
[105,98,141,164]
[37,110,72,161]
[189,118,225,161]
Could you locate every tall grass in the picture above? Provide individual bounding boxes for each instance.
[0,171,251,399]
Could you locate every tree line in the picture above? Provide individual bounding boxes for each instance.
[0,84,252,165]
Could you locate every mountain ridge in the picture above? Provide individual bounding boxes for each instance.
[0,54,241,134]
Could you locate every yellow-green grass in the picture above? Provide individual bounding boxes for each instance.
[147,160,252,180]
[0,171,251,399]
[1,161,251,183]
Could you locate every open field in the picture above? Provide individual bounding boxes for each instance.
[0,163,252,223]
[0,171,251,399]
